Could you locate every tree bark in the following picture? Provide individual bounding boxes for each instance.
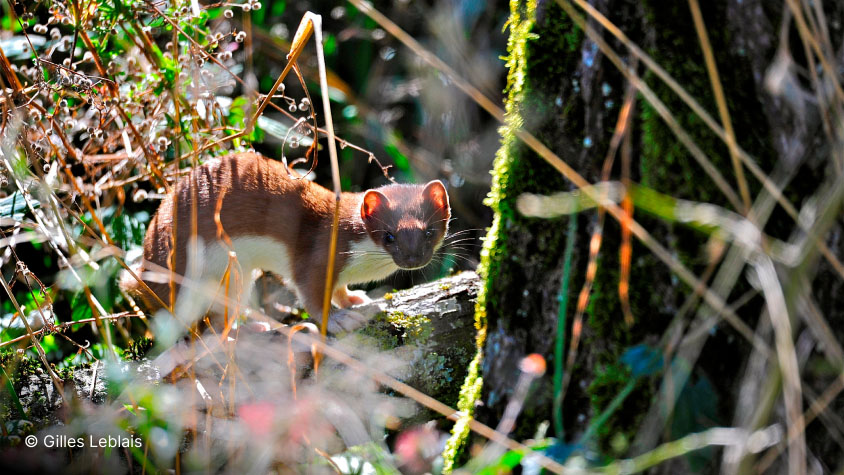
[445,0,844,472]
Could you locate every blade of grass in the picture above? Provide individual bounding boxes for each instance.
[687,0,752,213]
[553,215,577,438]
[602,426,780,474]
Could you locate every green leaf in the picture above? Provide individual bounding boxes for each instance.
[0,191,38,221]
[384,142,409,171]
[41,334,59,354]
[271,0,286,16]
[620,344,663,378]
[323,34,337,56]
[476,449,524,474]
[70,292,93,323]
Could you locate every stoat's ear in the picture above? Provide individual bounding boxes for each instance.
[361,190,389,221]
[423,180,449,211]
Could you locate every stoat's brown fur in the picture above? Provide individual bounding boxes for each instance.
[121,152,450,331]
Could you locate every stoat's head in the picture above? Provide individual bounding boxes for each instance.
[360,180,450,269]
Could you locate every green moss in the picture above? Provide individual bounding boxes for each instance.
[442,350,484,473]
[586,363,632,448]
[123,337,154,361]
[360,312,402,350]
[443,0,583,469]
[53,364,75,381]
[360,310,434,350]
[385,311,432,345]
[0,351,40,382]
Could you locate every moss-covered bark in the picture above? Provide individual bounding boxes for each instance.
[445,0,844,470]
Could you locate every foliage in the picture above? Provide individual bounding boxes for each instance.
[0,0,499,472]
[1,0,842,473]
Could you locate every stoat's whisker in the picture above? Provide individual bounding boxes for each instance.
[445,227,482,234]
[444,228,482,236]
[447,238,477,244]
[444,234,479,241]
[440,254,475,265]
[444,232,481,240]
[442,239,479,246]
[442,246,476,252]
[437,248,475,262]
[441,246,477,253]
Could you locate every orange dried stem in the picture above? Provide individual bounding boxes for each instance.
[619,194,634,326]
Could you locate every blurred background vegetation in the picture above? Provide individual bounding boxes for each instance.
[1,0,844,473]
[0,0,505,364]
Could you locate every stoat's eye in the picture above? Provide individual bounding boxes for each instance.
[384,232,396,244]
[424,229,434,239]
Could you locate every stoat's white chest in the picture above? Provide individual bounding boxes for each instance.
[337,239,400,286]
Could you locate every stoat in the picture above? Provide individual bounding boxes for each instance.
[121,152,450,333]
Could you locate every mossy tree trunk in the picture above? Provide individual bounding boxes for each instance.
[445,0,844,471]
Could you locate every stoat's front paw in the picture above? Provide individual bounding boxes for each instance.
[344,289,372,307]
[326,308,370,334]
[333,288,372,308]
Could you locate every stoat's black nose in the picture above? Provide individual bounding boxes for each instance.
[397,254,427,269]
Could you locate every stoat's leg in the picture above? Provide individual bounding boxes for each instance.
[332,286,372,308]
[325,308,370,334]
[301,285,371,334]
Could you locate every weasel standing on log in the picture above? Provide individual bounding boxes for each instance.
[121,152,450,333]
